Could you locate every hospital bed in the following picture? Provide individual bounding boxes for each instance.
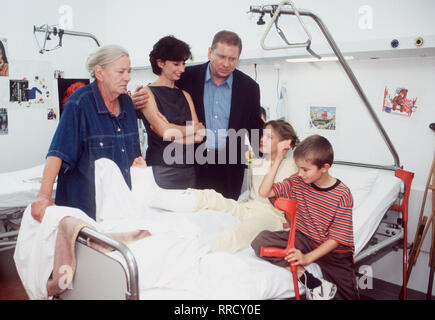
[0,164,46,252]
[54,163,405,300]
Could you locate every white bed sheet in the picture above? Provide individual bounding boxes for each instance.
[104,208,322,300]
[329,165,402,256]
[101,159,402,300]
[91,158,321,300]
[0,164,46,209]
[14,158,402,300]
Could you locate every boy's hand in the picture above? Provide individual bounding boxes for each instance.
[285,248,309,267]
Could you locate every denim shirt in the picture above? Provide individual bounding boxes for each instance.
[203,65,233,150]
[47,81,141,220]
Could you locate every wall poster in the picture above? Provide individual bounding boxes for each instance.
[57,78,89,117]
[0,108,8,135]
[309,106,336,131]
[0,37,9,77]
[382,86,418,117]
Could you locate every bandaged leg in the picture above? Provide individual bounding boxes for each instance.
[192,189,243,215]
[211,212,283,253]
[95,158,142,221]
[146,188,240,213]
[130,166,197,212]
[130,166,160,209]
[148,188,197,212]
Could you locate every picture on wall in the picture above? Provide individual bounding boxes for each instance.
[0,108,8,135]
[57,78,90,117]
[10,80,29,103]
[309,106,336,130]
[382,86,418,117]
[0,37,9,77]
[47,107,57,120]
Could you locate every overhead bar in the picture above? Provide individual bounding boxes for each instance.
[250,3,401,169]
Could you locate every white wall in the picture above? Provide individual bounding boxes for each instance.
[0,0,107,172]
[105,0,435,67]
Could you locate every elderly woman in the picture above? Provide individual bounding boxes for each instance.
[31,45,142,221]
[137,35,204,189]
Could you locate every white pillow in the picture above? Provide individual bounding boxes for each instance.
[329,167,379,209]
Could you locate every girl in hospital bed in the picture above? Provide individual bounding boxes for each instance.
[131,120,299,253]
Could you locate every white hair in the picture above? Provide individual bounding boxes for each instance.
[86,45,129,78]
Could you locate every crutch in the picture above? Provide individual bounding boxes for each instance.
[389,169,414,300]
[260,198,300,300]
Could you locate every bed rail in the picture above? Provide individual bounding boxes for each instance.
[333,161,397,172]
[249,3,401,170]
[77,227,139,300]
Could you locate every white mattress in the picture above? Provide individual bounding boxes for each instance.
[329,165,402,255]
[0,164,46,209]
[351,171,402,256]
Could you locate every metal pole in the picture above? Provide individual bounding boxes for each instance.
[250,5,401,169]
[34,25,101,47]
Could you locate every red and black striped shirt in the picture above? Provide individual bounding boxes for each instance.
[273,174,354,254]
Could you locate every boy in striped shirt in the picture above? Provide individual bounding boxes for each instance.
[252,135,359,300]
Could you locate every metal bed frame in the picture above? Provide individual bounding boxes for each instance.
[0,208,24,253]
[59,1,408,300]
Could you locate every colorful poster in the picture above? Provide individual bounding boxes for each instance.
[382,86,418,117]
[10,80,29,103]
[9,76,51,107]
[57,78,90,117]
[47,107,57,120]
[0,38,8,77]
[0,108,8,135]
[309,106,336,130]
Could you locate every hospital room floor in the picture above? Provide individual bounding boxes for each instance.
[0,248,28,300]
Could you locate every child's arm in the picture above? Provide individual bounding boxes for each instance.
[285,239,339,267]
[258,139,292,198]
[258,158,282,198]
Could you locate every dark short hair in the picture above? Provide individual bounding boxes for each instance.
[293,134,334,168]
[211,30,242,56]
[0,40,8,64]
[264,120,300,149]
[149,36,191,75]
[259,107,267,120]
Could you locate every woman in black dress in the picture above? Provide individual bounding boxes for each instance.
[137,36,205,189]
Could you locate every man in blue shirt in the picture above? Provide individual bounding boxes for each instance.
[177,30,264,200]
[203,65,233,150]
[31,45,141,221]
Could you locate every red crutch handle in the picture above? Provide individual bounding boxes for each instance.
[260,198,300,299]
[260,246,287,257]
